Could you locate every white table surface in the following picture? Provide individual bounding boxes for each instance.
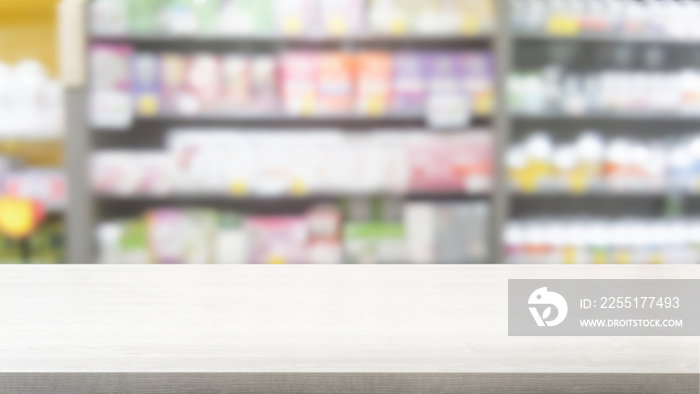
[0,265,696,373]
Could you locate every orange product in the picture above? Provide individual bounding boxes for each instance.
[316,52,356,114]
[355,51,392,116]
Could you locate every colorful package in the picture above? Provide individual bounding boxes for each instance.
[316,52,355,114]
[186,54,222,113]
[306,204,343,264]
[221,55,251,111]
[356,52,392,116]
[131,52,160,117]
[462,52,494,115]
[281,52,318,115]
[249,55,278,112]
[160,53,194,114]
[274,0,316,36]
[426,52,469,127]
[118,219,151,264]
[367,0,410,35]
[219,0,274,35]
[391,52,429,113]
[90,0,129,36]
[343,222,405,264]
[318,0,364,36]
[194,0,222,34]
[408,133,492,192]
[128,0,164,33]
[157,0,198,35]
[215,213,248,264]
[147,209,188,264]
[403,203,436,264]
[182,209,218,264]
[89,44,133,128]
[246,216,308,264]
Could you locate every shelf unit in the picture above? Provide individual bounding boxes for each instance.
[65,0,508,263]
[64,0,700,263]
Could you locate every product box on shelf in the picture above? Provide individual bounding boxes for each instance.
[318,0,365,36]
[344,222,406,264]
[90,44,133,128]
[186,54,222,113]
[219,0,274,35]
[146,209,190,264]
[316,52,356,114]
[160,53,193,114]
[403,202,436,264]
[356,52,392,116]
[306,204,343,264]
[221,56,251,110]
[157,0,199,35]
[246,216,309,264]
[281,52,319,116]
[391,52,429,114]
[249,55,279,112]
[462,52,494,115]
[132,52,161,117]
[408,133,492,193]
[90,0,129,36]
[215,212,248,264]
[274,0,317,36]
[367,0,411,35]
[426,52,470,127]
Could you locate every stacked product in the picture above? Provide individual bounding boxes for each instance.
[89,46,494,127]
[508,68,700,115]
[0,61,63,139]
[97,201,490,264]
[90,0,495,38]
[511,0,700,39]
[92,130,493,197]
[505,218,700,265]
[508,131,700,194]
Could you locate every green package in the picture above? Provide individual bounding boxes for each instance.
[344,222,405,264]
[183,209,219,264]
[128,0,164,34]
[195,0,222,33]
[120,219,151,264]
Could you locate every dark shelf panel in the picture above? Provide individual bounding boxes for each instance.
[510,111,700,122]
[95,191,491,202]
[513,31,700,45]
[90,33,493,48]
[92,112,492,133]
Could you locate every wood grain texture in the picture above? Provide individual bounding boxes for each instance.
[0,265,696,373]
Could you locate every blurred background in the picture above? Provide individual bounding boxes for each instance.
[6,0,700,264]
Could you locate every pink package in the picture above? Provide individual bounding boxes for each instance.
[408,133,493,192]
[147,209,188,264]
[281,52,319,115]
[246,216,309,264]
[186,54,222,113]
[391,51,429,114]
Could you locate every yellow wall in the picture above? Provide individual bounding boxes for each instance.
[0,0,61,76]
